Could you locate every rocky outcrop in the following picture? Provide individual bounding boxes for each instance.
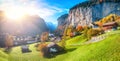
[68,0,120,27]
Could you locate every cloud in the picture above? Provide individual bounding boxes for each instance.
[0,0,69,26]
[0,0,68,19]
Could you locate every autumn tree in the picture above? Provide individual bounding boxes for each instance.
[5,34,14,49]
[66,25,73,37]
[74,24,83,36]
[37,43,47,51]
[40,32,49,43]
[38,32,49,56]
[97,22,103,28]
[100,14,117,24]
[76,24,83,32]
[87,28,103,40]
[116,19,120,26]
[82,26,89,38]
[37,43,48,57]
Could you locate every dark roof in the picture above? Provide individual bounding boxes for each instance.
[116,17,120,20]
[103,22,117,26]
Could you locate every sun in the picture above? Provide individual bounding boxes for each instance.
[4,7,26,20]
[4,6,38,20]
[5,10,25,20]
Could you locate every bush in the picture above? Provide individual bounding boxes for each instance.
[37,43,47,51]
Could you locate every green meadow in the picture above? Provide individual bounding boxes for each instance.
[0,30,120,61]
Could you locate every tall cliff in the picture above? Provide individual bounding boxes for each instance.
[57,14,68,26]
[68,0,120,27]
[56,14,68,36]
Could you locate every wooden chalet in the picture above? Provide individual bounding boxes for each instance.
[102,22,118,31]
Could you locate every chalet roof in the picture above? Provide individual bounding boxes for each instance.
[116,17,120,21]
[103,22,116,26]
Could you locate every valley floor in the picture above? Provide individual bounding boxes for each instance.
[1,30,120,61]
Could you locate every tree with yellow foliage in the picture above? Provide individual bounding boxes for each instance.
[40,32,49,43]
[5,34,13,48]
[66,25,73,37]
[76,24,83,32]
[87,28,103,40]
[97,22,103,28]
[83,26,89,38]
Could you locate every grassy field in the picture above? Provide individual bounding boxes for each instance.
[0,49,8,61]
[0,30,120,61]
[63,34,120,61]
[66,35,87,46]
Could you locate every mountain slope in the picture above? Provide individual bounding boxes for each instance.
[1,14,48,36]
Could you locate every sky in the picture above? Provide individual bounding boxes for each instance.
[0,0,86,26]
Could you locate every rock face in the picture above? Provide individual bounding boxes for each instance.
[68,0,120,27]
[56,14,68,36]
[0,12,48,36]
[57,14,68,26]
